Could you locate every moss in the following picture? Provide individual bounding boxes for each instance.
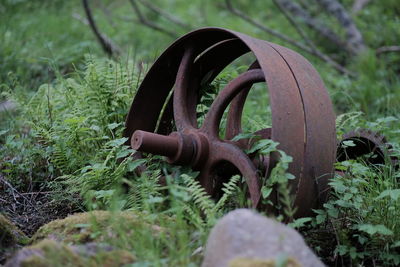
[31,210,146,244]
[0,213,28,248]
[21,239,85,267]
[89,250,136,267]
[15,239,135,267]
[229,257,301,267]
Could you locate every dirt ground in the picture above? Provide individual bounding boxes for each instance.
[0,174,80,263]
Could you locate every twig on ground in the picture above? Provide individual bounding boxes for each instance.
[82,0,121,57]
[20,191,55,195]
[0,174,40,212]
[225,0,353,75]
[128,0,178,38]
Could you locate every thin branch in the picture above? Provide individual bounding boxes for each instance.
[225,0,352,75]
[138,0,191,30]
[316,0,366,55]
[376,46,400,55]
[20,191,55,195]
[0,174,39,212]
[98,0,117,29]
[274,0,345,49]
[82,0,120,57]
[272,0,352,76]
[72,12,89,25]
[128,0,178,38]
[352,0,371,14]
[273,0,316,49]
[225,0,308,50]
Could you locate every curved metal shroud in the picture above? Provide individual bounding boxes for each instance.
[124,27,337,217]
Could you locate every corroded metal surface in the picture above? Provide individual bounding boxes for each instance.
[337,129,398,167]
[124,27,337,217]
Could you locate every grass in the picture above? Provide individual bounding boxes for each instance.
[1,0,399,266]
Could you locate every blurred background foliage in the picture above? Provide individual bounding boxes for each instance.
[1,0,399,116]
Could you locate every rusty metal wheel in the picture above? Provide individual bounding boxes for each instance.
[337,129,398,167]
[124,28,336,217]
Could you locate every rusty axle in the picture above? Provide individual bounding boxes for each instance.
[132,130,180,159]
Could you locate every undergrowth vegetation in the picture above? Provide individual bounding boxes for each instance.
[1,0,399,266]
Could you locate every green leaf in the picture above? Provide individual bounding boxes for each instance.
[391,241,400,248]
[145,196,164,204]
[64,116,86,125]
[327,207,339,218]
[285,173,295,180]
[335,245,348,256]
[377,116,398,123]
[279,152,293,164]
[107,122,120,130]
[288,217,312,228]
[246,139,278,154]
[356,224,393,236]
[376,189,400,201]
[316,214,326,224]
[116,149,131,159]
[335,199,353,208]
[342,140,356,147]
[106,137,128,147]
[90,125,100,131]
[127,159,147,172]
[261,187,272,199]
[231,132,260,142]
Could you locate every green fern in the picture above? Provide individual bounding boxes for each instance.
[212,175,241,214]
[180,173,241,228]
[181,173,215,217]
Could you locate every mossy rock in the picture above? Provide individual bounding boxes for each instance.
[0,213,29,263]
[4,239,135,267]
[0,213,28,248]
[229,257,301,267]
[31,210,161,245]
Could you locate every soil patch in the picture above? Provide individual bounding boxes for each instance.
[0,174,80,263]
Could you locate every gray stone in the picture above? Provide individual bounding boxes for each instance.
[202,209,324,267]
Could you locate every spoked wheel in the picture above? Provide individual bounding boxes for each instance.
[124,28,336,217]
[337,129,398,167]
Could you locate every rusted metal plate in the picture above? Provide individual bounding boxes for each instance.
[124,27,337,217]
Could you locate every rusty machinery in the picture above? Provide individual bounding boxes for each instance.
[123,27,395,218]
[337,129,397,168]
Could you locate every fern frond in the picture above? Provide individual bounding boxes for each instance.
[212,175,240,214]
[181,174,214,216]
[183,205,206,230]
